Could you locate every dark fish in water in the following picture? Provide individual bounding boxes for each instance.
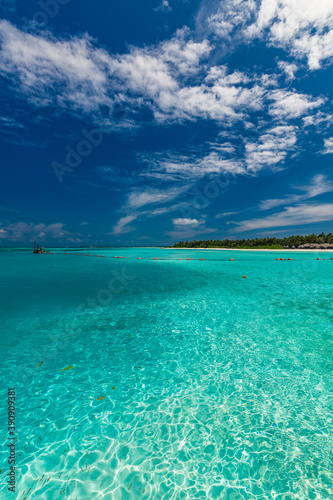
[60,365,74,371]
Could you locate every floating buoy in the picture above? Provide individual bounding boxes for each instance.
[120,256,124,259]
[288,258,292,260]
[102,255,105,257]
[115,256,118,258]
[230,259,234,261]
[276,258,280,260]
[63,252,66,254]
[84,254,87,256]
[154,258,158,260]
[78,253,81,255]
[90,254,93,256]
[187,258,190,260]
[281,258,285,261]
[317,258,321,260]
[243,276,246,278]
[137,257,141,259]
[201,258,205,260]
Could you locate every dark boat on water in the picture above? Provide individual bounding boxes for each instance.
[33,242,50,254]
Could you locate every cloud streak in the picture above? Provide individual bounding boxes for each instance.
[231,203,333,233]
[0,222,82,242]
[259,175,333,210]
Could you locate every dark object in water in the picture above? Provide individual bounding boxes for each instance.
[33,242,50,254]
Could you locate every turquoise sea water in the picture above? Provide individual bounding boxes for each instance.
[0,247,333,499]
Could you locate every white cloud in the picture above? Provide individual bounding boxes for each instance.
[172,218,202,228]
[302,112,333,128]
[0,222,80,241]
[141,148,244,182]
[268,90,323,118]
[0,21,221,126]
[139,122,300,183]
[110,200,194,236]
[259,174,333,210]
[248,0,333,69]
[0,21,114,114]
[200,0,333,70]
[200,0,257,41]
[277,60,298,80]
[126,186,188,210]
[231,203,333,232]
[215,211,240,218]
[111,214,138,235]
[169,217,219,241]
[0,19,326,133]
[154,0,172,13]
[322,137,333,155]
[245,125,297,172]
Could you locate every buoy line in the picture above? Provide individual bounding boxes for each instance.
[50,253,333,261]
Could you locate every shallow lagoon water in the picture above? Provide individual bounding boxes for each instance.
[0,248,333,499]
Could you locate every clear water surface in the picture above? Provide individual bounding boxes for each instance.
[0,248,332,499]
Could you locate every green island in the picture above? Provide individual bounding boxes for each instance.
[173,232,333,249]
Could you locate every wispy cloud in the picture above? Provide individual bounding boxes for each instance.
[259,175,333,210]
[322,137,333,155]
[139,147,244,182]
[140,124,301,182]
[111,215,138,235]
[231,203,333,233]
[215,211,241,218]
[0,222,82,242]
[277,60,298,81]
[126,185,189,210]
[0,116,24,128]
[245,125,297,172]
[154,0,172,13]
[110,186,192,235]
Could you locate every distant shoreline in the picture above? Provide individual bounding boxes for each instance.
[167,247,333,252]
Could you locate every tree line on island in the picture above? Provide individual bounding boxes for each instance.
[172,233,333,249]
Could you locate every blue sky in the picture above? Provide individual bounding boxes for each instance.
[0,0,332,246]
